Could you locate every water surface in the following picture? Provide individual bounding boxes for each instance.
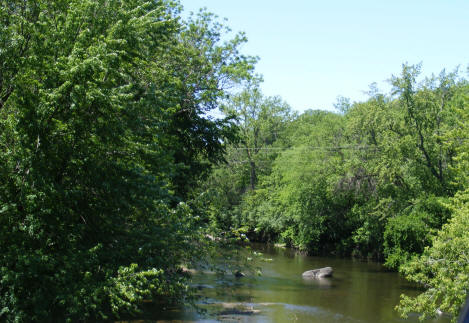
[151,244,450,323]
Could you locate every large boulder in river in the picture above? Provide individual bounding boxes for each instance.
[302,267,333,279]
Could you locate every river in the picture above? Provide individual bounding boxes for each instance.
[148,244,451,323]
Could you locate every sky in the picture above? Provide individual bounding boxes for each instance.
[180,0,469,113]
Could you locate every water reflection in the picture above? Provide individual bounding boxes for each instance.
[302,277,333,288]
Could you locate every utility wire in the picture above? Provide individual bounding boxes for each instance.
[227,146,377,150]
[227,138,469,151]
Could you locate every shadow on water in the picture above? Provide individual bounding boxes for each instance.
[127,243,451,323]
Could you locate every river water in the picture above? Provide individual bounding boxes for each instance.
[151,244,450,323]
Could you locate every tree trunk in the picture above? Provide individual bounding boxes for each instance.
[249,160,256,190]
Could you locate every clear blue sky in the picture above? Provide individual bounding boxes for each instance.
[180,0,469,113]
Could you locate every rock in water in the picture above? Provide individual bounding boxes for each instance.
[302,267,333,279]
[234,270,245,278]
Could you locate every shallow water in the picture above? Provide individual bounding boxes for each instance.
[148,244,451,323]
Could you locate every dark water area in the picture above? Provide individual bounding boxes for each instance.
[139,244,451,323]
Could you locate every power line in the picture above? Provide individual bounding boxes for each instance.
[227,146,378,151]
[227,138,469,151]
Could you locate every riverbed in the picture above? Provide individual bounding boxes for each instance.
[149,244,451,322]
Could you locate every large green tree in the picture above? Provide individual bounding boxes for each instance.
[200,85,292,231]
[159,10,257,198]
[342,65,459,264]
[0,0,254,321]
[221,84,292,191]
[396,80,469,322]
[241,110,356,252]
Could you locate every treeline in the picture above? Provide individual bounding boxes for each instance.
[0,1,256,321]
[203,66,469,321]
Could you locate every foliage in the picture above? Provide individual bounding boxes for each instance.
[395,80,469,321]
[383,196,451,269]
[239,110,356,253]
[221,84,292,190]
[199,85,292,231]
[158,9,257,198]
[206,64,466,267]
[203,64,469,321]
[397,190,469,322]
[343,65,461,262]
[0,0,255,321]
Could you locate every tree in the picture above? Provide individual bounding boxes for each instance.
[241,110,354,252]
[221,84,292,191]
[397,190,469,322]
[157,9,257,198]
[343,64,460,264]
[0,0,254,321]
[397,81,469,322]
[390,64,458,194]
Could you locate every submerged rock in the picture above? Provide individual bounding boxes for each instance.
[302,267,333,279]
